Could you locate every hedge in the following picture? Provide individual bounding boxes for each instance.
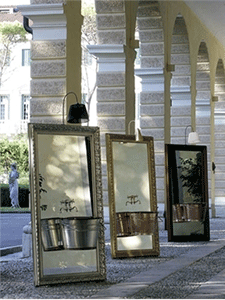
[0,184,30,208]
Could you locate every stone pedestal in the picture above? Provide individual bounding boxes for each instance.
[22,222,32,258]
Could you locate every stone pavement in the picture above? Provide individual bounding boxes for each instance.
[188,268,225,299]
[1,207,225,298]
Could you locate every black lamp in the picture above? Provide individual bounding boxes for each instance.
[62,91,89,124]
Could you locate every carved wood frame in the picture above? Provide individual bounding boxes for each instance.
[28,123,106,286]
[106,133,160,258]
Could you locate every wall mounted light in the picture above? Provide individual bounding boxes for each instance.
[166,63,175,72]
[185,125,200,145]
[62,91,89,124]
[212,96,219,102]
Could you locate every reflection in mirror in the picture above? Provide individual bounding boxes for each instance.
[106,134,159,258]
[28,124,106,286]
[113,142,151,212]
[38,135,92,219]
[165,144,210,242]
[174,150,203,204]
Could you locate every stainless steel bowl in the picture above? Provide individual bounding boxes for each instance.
[41,218,63,251]
[61,217,100,250]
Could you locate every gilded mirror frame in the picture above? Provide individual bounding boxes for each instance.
[106,134,159,258]
[28,123,106,286]
[165,144,210,242]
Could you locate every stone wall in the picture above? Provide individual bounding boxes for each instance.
[30,40,66,123]
[214,59,225,198]
[136,0,165,204]
[92,0,137,206]
[196,41,211,198]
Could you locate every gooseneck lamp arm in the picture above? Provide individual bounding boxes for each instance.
[62,91,79,125]
[128,120,143,142]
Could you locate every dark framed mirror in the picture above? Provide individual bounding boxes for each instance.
[28,123,106,286]
[165,144,210,242]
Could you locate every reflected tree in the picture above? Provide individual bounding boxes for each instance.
[178,153,202,202]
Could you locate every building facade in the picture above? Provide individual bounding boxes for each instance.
[0,6,31,137]
[18,0,225,216]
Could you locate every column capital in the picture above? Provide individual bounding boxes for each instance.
[18,3,67,40]
[135,68,164,92]
[88,44,136,72]
[88,44,126,72]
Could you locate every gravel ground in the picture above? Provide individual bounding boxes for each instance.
[1,217,225,299]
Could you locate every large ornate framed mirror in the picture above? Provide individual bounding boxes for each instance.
[106,134,159,258]
[165,144,210,242]
[28,124,106,286]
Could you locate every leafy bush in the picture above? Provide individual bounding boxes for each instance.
[0,183,30,207]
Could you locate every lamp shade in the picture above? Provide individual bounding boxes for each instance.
[67,103,89,124]
[188,131,200,144]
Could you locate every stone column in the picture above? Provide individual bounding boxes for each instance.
[88,44,136,208]
[90,0,138,209]
[18,1,83,123]
[136,1,165,206]
[135,68,164,205]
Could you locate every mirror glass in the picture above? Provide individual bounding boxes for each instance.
[106,134,159,258]
[28,124,106,286]
[38,134,96,276]
[165,144,209,242]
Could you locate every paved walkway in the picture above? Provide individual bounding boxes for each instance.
[1,208,225,298]
[189,269,225,299]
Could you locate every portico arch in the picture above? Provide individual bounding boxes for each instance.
[196,41,211,198]
[214,59,225,203]
[170,14,191,145]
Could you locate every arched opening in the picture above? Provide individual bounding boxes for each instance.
[170,14,191,144]
[214,59,225,203]
[196,41,211,199]
[136,0,165,205]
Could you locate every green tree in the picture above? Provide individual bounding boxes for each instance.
[81,1,97,45]
[81,1,97,121]
[0,21,28,82]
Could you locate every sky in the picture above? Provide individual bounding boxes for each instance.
[0,0,30,5]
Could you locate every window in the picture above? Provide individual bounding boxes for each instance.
[21,95,30,120]
[22,49,31,66]
[0,95,9,120]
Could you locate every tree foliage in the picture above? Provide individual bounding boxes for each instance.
[81,1,97,121]
[179,154,203,202]
[0,134,29,176]
[0,21,28,79]
[81,2,97,45]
